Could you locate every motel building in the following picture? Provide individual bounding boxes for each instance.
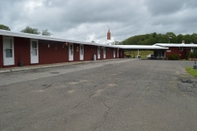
[0,29,197,68]
[154,42,197,59]
[0,29,125,68]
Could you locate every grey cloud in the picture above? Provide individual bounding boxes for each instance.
[0,0,197,43]
[146,0,197,16]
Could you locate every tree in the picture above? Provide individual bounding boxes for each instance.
[113,41,121,45]
[152,32,157,38]
[165,32,176,43]
[183,34,191,43]
[191,33,197,43]
[177,34,183,43]
[0,24,11,31]
[121,32,197,45]
[21,26,40,34]
[42,29,52,36]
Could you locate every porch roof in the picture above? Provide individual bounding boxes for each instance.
[155,43,197,48]
[0,30,168,50]
[0,29,113,47]
[111,45,168,50]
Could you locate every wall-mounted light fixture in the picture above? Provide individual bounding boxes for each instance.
[48,44,50,48]
[62,42,69,48]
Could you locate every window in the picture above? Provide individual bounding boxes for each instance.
[80,45,83,55]
[31,41,38,56]
[6,49,12,57]
[70,45,73,55]
[5,38,13,58]
[32,41,37,48]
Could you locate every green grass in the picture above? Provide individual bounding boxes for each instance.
[124,50,154,58]
[185,67,197,77]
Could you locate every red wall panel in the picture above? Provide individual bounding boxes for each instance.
[39,41,68,64]
[0,36,3,67]
[14,37,31,66]
[84,45,97,60]
[166,47,190,59]
[0,35,124,68]
[100,48,103,59]
[106,48,113,59]
[118,49,124,58]
[74,44,80,61]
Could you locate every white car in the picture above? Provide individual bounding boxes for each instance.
[147,54,154,59]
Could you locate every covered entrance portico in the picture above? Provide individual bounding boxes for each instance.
[113,45,168,59]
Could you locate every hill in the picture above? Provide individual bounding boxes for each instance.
[121,32,197,45]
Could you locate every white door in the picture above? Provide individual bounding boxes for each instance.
[3,37,14,66]
[30,39,39,64]
[103,48,106,59]
[80,44,84,60]
[69,43,74,61]
[117,50,119,58]
[97,47,100,59]
[113,50,116,58]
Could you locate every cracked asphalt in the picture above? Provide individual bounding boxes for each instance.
[1,59,197,131]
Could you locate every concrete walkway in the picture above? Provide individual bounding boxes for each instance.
[0,58,135,73]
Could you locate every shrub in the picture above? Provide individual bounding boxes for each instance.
[168,54,180,60]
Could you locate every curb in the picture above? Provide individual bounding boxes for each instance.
[0,59,123,73]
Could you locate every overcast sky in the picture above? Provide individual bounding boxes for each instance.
[0,0,197,44]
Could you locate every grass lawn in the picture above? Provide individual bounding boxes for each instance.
[185,67,197,77]
[124,50,154,59]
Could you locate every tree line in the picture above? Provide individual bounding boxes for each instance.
[122,32,197,45]
[1,24,197,44]
[0,24,52,36]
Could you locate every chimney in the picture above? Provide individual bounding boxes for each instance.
[107,29,111,40]
[182,40,185,44]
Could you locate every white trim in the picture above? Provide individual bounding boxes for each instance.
[30,39,39,64]
[155,43,197,48]
[97,46,100,59]
[113,49,116,58]
[0,30,170,50]
[3,36,15,66]
[69,43,74,61]
[103,48,106,59]
[80,44,84,60]
[117,50,119,58]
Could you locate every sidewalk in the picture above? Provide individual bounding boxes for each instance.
[0,59,124,73]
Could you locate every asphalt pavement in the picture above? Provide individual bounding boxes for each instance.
[0,59,197,131]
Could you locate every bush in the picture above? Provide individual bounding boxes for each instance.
[168,54,180,60]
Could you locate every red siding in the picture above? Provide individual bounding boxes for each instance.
[39,41,68,64]
[100,48,103,59]
[14,37,31,66]
[106,48,113,59]
[84,45,97,60]
[166,47,190,59]
[119,49,124,58]
[74,44,80,61]
[0,34,125,69]
[0,36,3,67]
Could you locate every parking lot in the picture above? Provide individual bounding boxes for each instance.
[0,59,197,131]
